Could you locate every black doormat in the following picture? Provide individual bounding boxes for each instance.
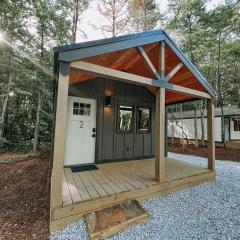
[71,165,98,173]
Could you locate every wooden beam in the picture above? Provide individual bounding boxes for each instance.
[71,60,162,88]
[51,62,70,210]
[168,84,211,99]
[165,62,183,82]
[70,61,211,99]
[155,88,165,182]
[207,98,215,171]
[160,41,165,79]
[137,46,162,81]
[124,43,157,70]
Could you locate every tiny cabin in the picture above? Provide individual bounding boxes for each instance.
[50,30,216,232]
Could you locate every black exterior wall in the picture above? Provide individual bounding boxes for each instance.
[68,78,156,163]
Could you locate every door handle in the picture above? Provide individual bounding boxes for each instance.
[92,134,95,137]
[92,128,96,132]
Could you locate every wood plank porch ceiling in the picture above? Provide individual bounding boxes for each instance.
[69,42,206,104]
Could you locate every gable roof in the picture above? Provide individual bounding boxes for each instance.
[54,30,216,98]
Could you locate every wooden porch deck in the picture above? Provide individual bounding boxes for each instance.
[50,157,215,232]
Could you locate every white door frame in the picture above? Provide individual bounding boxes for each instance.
[64,96,97,166]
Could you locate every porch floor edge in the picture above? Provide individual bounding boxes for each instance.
[50,170,215,233]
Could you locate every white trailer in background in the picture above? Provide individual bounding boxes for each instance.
[168,106,240,143]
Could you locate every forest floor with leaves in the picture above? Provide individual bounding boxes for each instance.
[169,143,240,161]
[0,146,240,240]
[0,151,50,240]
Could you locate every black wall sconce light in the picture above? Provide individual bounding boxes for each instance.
[104,95,112,107]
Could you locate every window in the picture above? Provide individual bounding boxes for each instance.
[137,107,151,132]
[73,102,91,116]
[118,105,134,132]
[233,119,240,131]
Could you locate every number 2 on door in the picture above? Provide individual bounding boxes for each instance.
[80,121,84,128]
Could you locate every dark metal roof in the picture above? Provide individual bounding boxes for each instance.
[53,30,164,53]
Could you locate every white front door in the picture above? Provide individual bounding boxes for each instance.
[64,96,97,166]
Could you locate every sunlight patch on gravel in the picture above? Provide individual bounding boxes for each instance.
[50,153,240,240]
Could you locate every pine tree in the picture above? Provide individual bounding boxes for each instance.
[128,0,161,33]
[59,0,90,43]
[94,0,129,37]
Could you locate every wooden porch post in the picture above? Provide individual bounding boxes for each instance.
[155,88,165,182]
[160,41,165,79]
[207,98,215,171]
[51,62,70,210]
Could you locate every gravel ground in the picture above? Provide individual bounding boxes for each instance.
[50,153,240,240]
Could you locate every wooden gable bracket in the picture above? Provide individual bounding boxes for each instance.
[137,46,162,81]
[165,62,184,82]
[137,42,183,83]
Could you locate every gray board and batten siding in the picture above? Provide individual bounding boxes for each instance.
[69,78,156,163]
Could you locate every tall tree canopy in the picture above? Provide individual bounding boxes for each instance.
[0,0,90,152]
[94,0,129,37]
[128,0,161,32]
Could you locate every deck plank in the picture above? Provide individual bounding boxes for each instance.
[78,172,100,200]
[101,165,137,191]
[72,173,91,201]
[105,165,145,189]
[90,171,115,196]
[94,170,123,194]
[99,166,129,192]
[64,168,82,203]
[62,172,73,206]
[84,171,109,198]
[116,162,157,186]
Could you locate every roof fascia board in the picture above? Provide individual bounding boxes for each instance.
[163,32,216,97]
[54,30,163,52]
[58,33,164,62]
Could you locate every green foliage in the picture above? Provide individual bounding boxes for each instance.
[0,0,74,152]
[128,0,161,32]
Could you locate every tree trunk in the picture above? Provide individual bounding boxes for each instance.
[171,123,174,148]
[171,107,174,148]
[200,100,205,146]
[0,65,13,139]
[112,0,116,37]
[216,32,224,142]
[33,22,44,152]
[180,104,185,148]
[220,104,225,142]
[0,93,9,139]
[194,101,198,147]
[72,0,79,43]
[33,91,41,152]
